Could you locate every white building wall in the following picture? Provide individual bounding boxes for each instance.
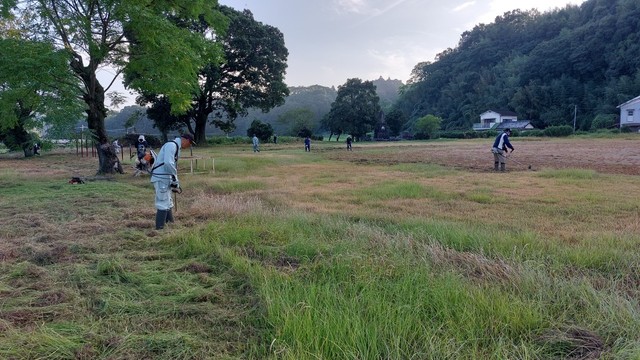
[619,100,640,126]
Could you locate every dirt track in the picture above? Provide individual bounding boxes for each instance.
[328,137,640,175]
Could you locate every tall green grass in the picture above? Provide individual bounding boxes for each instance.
[161,210,640,358]
[4,140,640,358]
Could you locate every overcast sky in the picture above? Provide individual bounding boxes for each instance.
[104,0,586,106]
[217,0,587,88]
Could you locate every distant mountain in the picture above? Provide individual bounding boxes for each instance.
[371,76,404,109]
[103,105,159,136]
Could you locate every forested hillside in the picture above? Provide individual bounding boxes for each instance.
[394,0,640,130]
[229,85,337,136]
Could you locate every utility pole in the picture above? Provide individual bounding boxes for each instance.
[573,105,577,131]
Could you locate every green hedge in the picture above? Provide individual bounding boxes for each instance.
[543,125,573,137]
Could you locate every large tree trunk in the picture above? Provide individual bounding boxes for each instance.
[194,113,208,145]
[72,56,122,175]
[87,90,122,174]
[98,143,124,174]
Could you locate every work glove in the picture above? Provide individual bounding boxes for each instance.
[170,182,182,193]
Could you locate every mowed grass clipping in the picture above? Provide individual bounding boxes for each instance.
[2,138,640,359]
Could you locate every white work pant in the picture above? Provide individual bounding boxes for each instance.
[154,181,174,210]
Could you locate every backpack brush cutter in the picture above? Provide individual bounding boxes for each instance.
[507,154,533,170]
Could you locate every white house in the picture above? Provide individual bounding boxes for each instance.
[617,95,640,129]
[473,110,518,130]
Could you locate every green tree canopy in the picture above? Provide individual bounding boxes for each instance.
[1,0,227,173]
[414,114,442,139]
[247,119,274,142]
[324,78,381,141]
[393,0,640,132]
[139,6,288,144]
[0,35,83,156]
[384,108,408,137]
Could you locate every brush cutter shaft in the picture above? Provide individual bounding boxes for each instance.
[506,154,532,169]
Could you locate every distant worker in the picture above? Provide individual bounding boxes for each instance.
[491,128,514,171]
[33,143,41,155]
[112,139,121,154]
[150,133,196,230]
[346,136,352,151]
[304,136,311,152]
[136,135,149,161]
[273,134,278,144]
[252,135,260,152]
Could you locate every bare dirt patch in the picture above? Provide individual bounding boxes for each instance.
[328,137,640,175]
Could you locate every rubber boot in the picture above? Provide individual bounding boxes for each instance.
[494,162,499,171]
[166,209,174,223]
[500,163,506,171]
[155,210,167,230]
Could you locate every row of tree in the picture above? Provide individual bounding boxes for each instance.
[4,0,639,167]
[230,0,640,139]
[1,1,289,173]
[213,0,640,140]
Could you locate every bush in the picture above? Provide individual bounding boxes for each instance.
[543,125,573,137]
[439,131,465,139]
[414,115,442,139]
[463,131,479,139]
[207,136,251,145]
[591,114,617,130]
[520,130,543,137]
[486,130,498,138]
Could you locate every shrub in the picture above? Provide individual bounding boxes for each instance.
[439,131,465,139]
[591,114,617,130]
[543,125,573,137]
[463,131,479,139]
[520,130,543,137]
[414,115,442,139]
[486,130,498,138]
[207,136,250,145]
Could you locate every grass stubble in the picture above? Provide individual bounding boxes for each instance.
[1,138,640,359]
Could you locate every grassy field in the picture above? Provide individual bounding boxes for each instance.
[1,137,640,359]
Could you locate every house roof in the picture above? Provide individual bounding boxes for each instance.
[494,121,534,130]
[481,109,518,117]
[617,95,640,108]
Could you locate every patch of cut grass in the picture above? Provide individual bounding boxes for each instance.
[391,163,457,177]
[350,181,453,202]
